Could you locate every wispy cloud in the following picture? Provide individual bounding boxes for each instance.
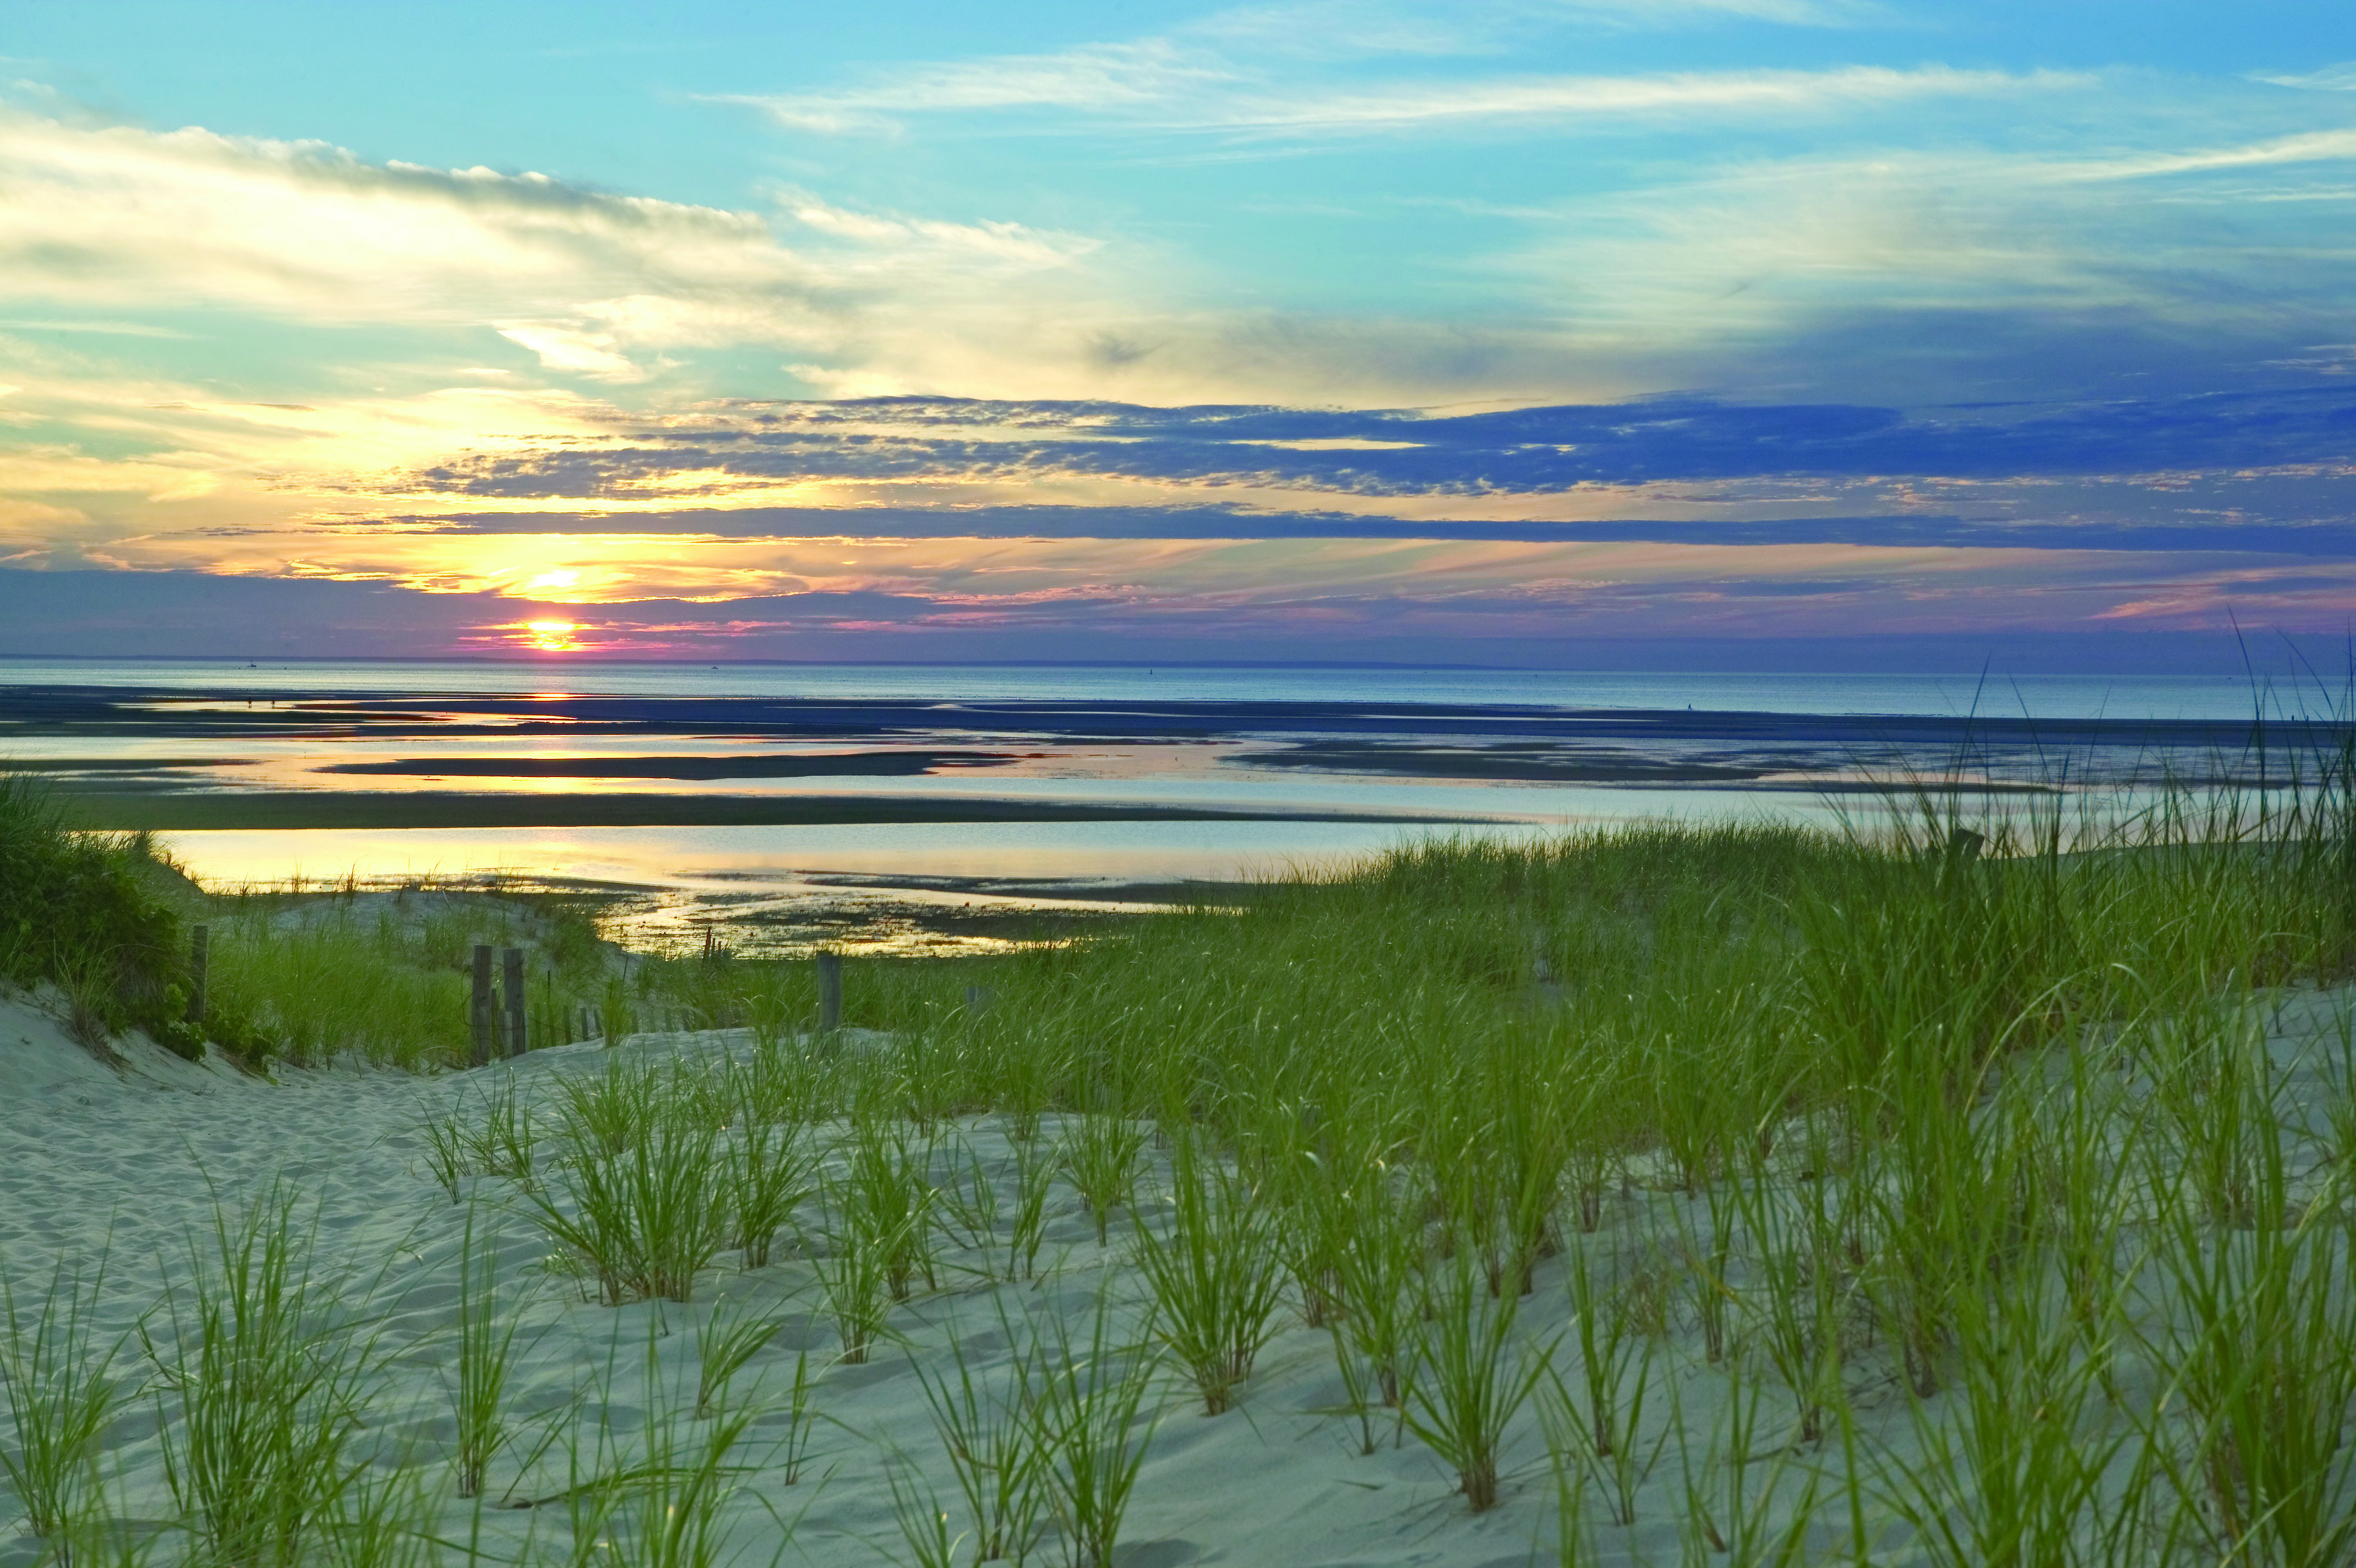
[1169,65,2078,135]
[0,319,192,338]
[0,111,1645,415]
[711,41,1238,135]
[1462,116,2356,404]
[7,86,2356,426]
[2053,127,2356,182]
[1517,0,1888,26]
[2252,62,2356,93]
[0,110,818,335]
[719,0,1893,137]
[0,109,1115,388]
[726,57,2070,139]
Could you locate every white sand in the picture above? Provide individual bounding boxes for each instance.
[0,983,2349,1566]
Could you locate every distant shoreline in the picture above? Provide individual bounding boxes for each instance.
[56,792,1471,833]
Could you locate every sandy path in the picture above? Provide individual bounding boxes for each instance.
[0,1003,1570,1568]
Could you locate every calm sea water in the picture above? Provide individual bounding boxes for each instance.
[3,658,2330,950]
[0,656,2309,720]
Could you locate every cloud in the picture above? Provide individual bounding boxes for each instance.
[703,63,2352,407]
[1466,119,2356,403]
[2253,63,2356,93]
[0,108,1110,386]
[401,503,2356,559]
[369,386,2356,499]
[728,58,2072,139]
[0,112,797,321]
[1518,0,1887,25]
[494,324,649,382]
[716,0,1900,137]
[9,77,2352,420]
[1158,0,1883,58]
[715,1,1900,137]
[1177,65,2079,136]
[0,107,1299,408]
[15,380,2348,623]
[713,40,1238,134]
[7,520,2327,655]
[0,319,192,338]
[2057,127,2356,182]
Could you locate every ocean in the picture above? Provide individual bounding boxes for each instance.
[2,657,2338,953]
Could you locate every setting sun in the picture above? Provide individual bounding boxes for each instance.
[521,620,580,653]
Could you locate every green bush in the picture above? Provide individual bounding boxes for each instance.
[0,772,199,1058]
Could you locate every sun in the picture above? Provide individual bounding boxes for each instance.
[521,620,581,653]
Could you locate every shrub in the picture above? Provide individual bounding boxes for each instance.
[0,772,196,1057]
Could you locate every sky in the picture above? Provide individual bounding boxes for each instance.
[2,0,2355,667]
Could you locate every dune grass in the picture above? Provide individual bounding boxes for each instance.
[143,1187,384,1568]
[531,1120,729,1307]
[1021,1291,1158,1568]
[1131,1138,1287,1416]
[449,1210,527,1500]
[0,1254,122,1538]
[195,887,619,1070]
[911,1309,1051,1565]
[678,760,2354,1552]
[199,916,471,1072]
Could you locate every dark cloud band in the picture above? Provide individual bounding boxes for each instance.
[398,387,2356,530]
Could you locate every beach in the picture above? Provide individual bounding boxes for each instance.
[6,969,2355,1566]
[8,789,2356,1565]
[0,1006,1608,1566]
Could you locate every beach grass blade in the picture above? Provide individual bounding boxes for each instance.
[0,1253,121,1538]
[1021,1290,1159,1568]
[1403,1254,1553,1512]
[1131,1140,1288,1415]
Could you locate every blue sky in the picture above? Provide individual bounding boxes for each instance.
[3,1,2354,663]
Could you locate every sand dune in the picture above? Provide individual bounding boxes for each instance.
[1,983,2350,1566]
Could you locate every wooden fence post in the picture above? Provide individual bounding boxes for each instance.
[816,951,842,1033]
[471,945,493,1067]
[503,948,526,1057]
[188,925,209,1024]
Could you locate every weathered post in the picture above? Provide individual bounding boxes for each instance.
[470,945,494,1067]
[816,951,842,1033]
[503,948,526,1057]
[187,925,209,1025]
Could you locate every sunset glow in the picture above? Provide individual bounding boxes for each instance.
[2,5,2351,666]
